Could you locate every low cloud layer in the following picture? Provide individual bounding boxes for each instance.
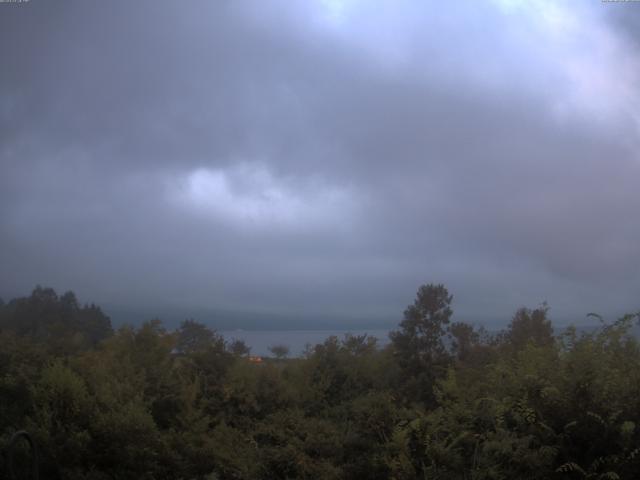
[1,0,639,326]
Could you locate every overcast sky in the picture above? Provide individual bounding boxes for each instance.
[1,0,639,327]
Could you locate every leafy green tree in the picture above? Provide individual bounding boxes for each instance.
[76,303,112,346]
[268,344,290,360]
[228,338,251,356]
[176,319,220,354]
[505,304,554,351]
[0,287,112,352]
[449,321,478,361]
[2,285,640,479]
[29,361,94,478]
[389,283,453,405]
[254,409,343,479]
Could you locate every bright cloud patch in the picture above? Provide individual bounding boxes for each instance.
[171,164,357,230]
[492,0,640,126]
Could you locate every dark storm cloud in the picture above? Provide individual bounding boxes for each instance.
[1,0,639,326]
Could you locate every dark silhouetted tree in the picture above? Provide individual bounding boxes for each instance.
[176,319,218,354]
[449,321,478,361]
[389,283,453,405]
[506,304,554,350]
[269,344,290,359]
[0,286,112,350]
[228,338,251,356]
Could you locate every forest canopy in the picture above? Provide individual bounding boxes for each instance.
[1,285,640,479]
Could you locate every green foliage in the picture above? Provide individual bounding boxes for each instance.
[1,286,640,479]
[389,283,454,406]
[0,286,112,352]
[228,339,251,357]
[503,304,555,352]
[268,344,290,360]
[177,319,224,354]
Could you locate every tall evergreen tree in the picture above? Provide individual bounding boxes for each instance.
[389,283,453,405]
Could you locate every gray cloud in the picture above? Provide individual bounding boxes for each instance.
[1,0,639,327]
